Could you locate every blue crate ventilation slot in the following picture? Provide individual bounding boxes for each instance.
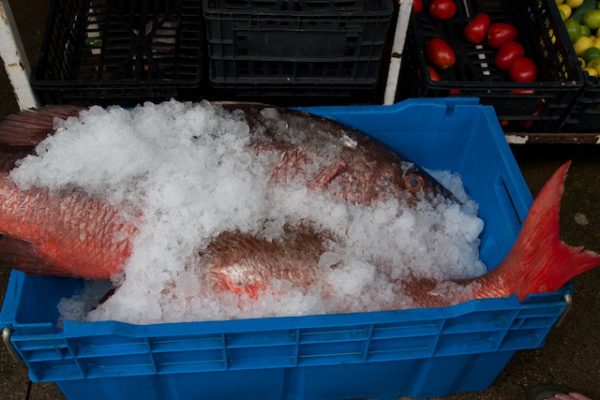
[0,99,570,400]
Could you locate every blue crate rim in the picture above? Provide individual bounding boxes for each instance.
[1,269,571,337]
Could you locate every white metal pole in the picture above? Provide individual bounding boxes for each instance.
[0,0,38,110]
[383,0,413,105]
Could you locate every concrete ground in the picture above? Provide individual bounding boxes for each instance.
[0,0,598,399]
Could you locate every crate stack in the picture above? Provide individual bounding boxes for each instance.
[32,0,395,106]
[31,0,600,133]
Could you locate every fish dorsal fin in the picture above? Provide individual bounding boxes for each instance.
[0,105,84,148]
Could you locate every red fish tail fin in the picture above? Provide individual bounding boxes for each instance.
[502,161,600,301]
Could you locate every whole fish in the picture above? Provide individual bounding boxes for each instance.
[0,104,598,309]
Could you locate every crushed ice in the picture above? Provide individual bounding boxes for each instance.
[10,100,486,324]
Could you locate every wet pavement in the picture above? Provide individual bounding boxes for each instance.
[0,0,598,398]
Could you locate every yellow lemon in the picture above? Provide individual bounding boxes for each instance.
[567,0,584,7]
[574,35,594,55]
[559,4,572,19]
[555,0,564,4]
[559,5,573,19]
[584,67,599,76]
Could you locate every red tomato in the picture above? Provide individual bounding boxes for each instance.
[413,0,422,13]
[495,41,525,70]
[509,57,537,82]
[429,0,456,20]
[425,38,456,70]
[464,13,491,44]
[429,66,441,81]
[487,23,518,48]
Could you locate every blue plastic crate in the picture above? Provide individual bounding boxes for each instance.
[0,98,570,399]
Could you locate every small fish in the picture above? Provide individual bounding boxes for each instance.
[0,104,598,309]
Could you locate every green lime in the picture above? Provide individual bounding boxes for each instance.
[565,18,583,41]
[581,24,592,36]
[583,9,600,29]
[583,46,600,62]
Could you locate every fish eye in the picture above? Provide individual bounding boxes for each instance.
[404,173,424,193]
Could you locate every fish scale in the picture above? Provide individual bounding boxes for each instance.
[0,173,136,279]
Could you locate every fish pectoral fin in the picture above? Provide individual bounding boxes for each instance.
[0,234,54,275]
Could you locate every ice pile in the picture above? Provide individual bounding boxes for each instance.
[10,100,486,324]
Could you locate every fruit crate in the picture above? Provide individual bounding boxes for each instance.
[32,0,204,106]
[553,0,600,132]
[399,0,583,132]
[202,0,394,100]
[0,99,571,400]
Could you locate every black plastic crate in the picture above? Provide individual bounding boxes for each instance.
[561,76,600,131]
[399,0,583,132]
[202,0,394,97]
[33,0,204,106]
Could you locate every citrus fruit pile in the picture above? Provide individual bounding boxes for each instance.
[557,0,600,77]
